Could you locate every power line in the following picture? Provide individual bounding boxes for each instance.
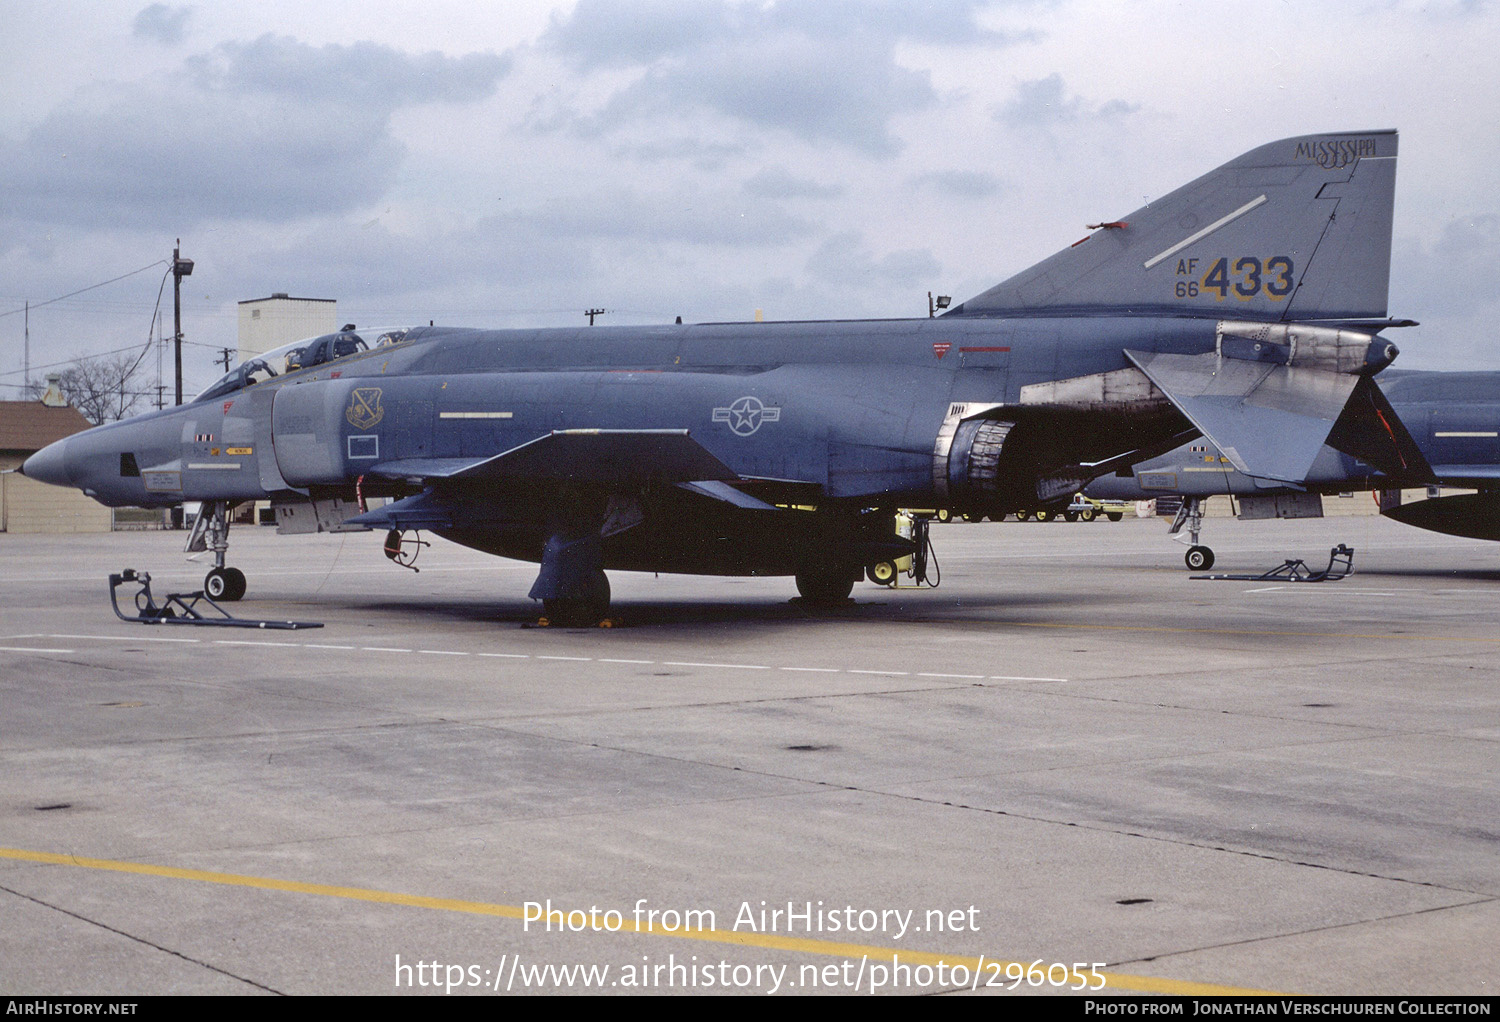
[0,344,154,378]
[0,261,169,320]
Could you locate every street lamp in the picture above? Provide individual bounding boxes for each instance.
[173,240,193,405]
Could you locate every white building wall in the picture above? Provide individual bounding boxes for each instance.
[237,295,338,361]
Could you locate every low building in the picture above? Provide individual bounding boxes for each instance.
[0,399,113,533]
[238,293,337,362]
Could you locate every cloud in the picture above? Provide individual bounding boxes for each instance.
[501,186,816,247]
[1391,214,1500,320]
[744,167,844,200]
[0,35,511,232]
[133,4,192,45]
[805,230,941,291]
[542,0,1020,156]
[996,73,1138,128]
[189,33,509,108]
[909,170,1004,199]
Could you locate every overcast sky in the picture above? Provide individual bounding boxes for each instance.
[2,0,1497,400]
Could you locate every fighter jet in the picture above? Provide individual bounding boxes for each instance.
[21,130,1426,623]
[1088,368,1499,568]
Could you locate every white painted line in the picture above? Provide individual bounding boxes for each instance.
[45,634,201,644]
[663,661,769,670]
[26,636,1083,688]
[1143,194,1268,269]
[213,640,303,647]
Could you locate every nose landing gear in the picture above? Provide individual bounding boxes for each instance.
[185,501,247,600]
[1169,497,1215,571]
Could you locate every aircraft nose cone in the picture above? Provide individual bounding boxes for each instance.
[21,438,73,487]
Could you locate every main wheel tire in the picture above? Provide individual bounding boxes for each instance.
[543,571,611,626]
[1185,545,1215,571]
[1064,510,1079,522]
[866,561,898,586]
[1016,510,1032,521]
[1034,509,1052,522]
[1107,512,1123,522]
[796,564,856,604]
[1079,507,1097,522]
[205,567,246,602]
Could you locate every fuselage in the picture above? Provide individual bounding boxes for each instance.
[26,315,1236,510]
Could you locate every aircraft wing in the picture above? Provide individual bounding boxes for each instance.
[1126,349,1431,484]
[369,429,739,484]
[347,428,781,532]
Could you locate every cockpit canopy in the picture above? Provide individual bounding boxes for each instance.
[193,328,410,403]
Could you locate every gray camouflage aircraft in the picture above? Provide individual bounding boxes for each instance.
[21,130,1429,622]
[1087,368,1500,568]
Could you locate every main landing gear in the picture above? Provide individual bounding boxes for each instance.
[1169,497,1215,571]
[530,527,615,627]
[795,560,859,604]
[185,501,247,600]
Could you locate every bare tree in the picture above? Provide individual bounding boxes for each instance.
[28,352,148,425]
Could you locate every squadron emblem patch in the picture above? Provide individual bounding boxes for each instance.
[346,387,385,430]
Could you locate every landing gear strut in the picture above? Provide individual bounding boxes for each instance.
[185,501,247,600]
[1169,497,1214,571]
[530,527,613,626]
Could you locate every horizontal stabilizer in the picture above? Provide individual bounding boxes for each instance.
[950,131,1397,322]
[372,429,738,485]
[1127,349,1357,483]
[1325,375,1433,481]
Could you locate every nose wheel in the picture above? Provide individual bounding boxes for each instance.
[204,566,247,602]
[1184,545,1215,572]
[204,567,247,597]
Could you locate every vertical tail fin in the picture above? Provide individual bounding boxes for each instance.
[948,131,1397,323]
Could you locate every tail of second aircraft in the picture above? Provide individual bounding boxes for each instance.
[947,130,1397,324]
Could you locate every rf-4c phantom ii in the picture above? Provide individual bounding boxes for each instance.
[21,130,1433,624]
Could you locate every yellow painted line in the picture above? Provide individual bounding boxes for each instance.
[0,846,1276,996]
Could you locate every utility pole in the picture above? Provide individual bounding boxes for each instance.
[216,347,235,373]
[172,240,194,405]
[585,307,606,326]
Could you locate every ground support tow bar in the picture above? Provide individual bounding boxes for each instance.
[1190,545,1354,583]
[108,569,323,629]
